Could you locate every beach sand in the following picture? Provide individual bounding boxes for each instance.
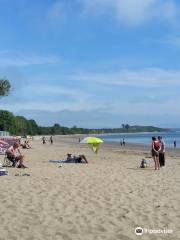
[0,135,180,240]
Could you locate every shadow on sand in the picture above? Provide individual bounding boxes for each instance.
[127,167,155,171]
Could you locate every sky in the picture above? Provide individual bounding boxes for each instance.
[0,0,180,128]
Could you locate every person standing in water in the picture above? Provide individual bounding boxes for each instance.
[174,140,176,148]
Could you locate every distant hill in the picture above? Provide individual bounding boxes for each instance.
[93,125,169,134]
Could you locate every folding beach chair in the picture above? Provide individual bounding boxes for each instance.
[3,152,13,167]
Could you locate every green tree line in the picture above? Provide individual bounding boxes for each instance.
[0,110,168,136]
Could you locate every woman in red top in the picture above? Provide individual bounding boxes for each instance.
[152,136,161,170]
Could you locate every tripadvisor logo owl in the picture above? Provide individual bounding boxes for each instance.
[135,227,144,236]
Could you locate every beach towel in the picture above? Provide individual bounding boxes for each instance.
[49,160,86,164]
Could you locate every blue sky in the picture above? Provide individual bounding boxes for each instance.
[1,0,180,128]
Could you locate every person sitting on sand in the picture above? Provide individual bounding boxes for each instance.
[21,140,31,149]
[6,142,27,168]
[66,153,88,163]
[25,140,32,148]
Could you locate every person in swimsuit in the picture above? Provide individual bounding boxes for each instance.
[151,136,161,170]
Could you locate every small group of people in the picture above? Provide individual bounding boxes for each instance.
[20,140,32,149]
[6,142,27,168]
[151,136,165,170]
[42,136,53,144]
[120,138,125,146]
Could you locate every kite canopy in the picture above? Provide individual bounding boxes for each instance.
[80,137,104,154]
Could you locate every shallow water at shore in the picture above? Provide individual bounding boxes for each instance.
[97,132,180,148]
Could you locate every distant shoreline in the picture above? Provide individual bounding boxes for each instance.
[34,134,180,153]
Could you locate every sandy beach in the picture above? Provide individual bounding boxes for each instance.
[0,135,180,240]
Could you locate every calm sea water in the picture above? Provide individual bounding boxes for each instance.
[97,131,180,148]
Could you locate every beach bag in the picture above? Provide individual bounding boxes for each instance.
[140,159,147,168]
[0,167,8,176]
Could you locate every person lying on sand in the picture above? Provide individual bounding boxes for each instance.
[66,153,88,163]
[6,142,27,168]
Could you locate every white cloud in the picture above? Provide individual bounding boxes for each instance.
[0,83,101,112]
[105,98,180,115]
[0,51,60,67]
[24,84,90,99]
[80,0,178,26]
[47,0,178,26]
[0,98,104,112]
[69,68,180,88]
[48,1,67,21]
[1,66,180,125]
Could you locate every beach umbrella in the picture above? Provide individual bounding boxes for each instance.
[80,137,104,154]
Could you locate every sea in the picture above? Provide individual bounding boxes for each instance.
[97,131,180,148]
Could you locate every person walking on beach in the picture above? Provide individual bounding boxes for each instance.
[151,136,161,170]
[122,138,125,146]
[158,136,165,167]
[174,139,176,148]
[42,136,46,144]
[50,136,53,144]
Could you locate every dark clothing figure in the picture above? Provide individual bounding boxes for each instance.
[159,153,165,167]
[50,136,53,144]
[122,139,125,146]
[158,136,165,167]
[42,137,46,144]
[174,140,176,148]
[66,153,88,163]
[140,159,147,168]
